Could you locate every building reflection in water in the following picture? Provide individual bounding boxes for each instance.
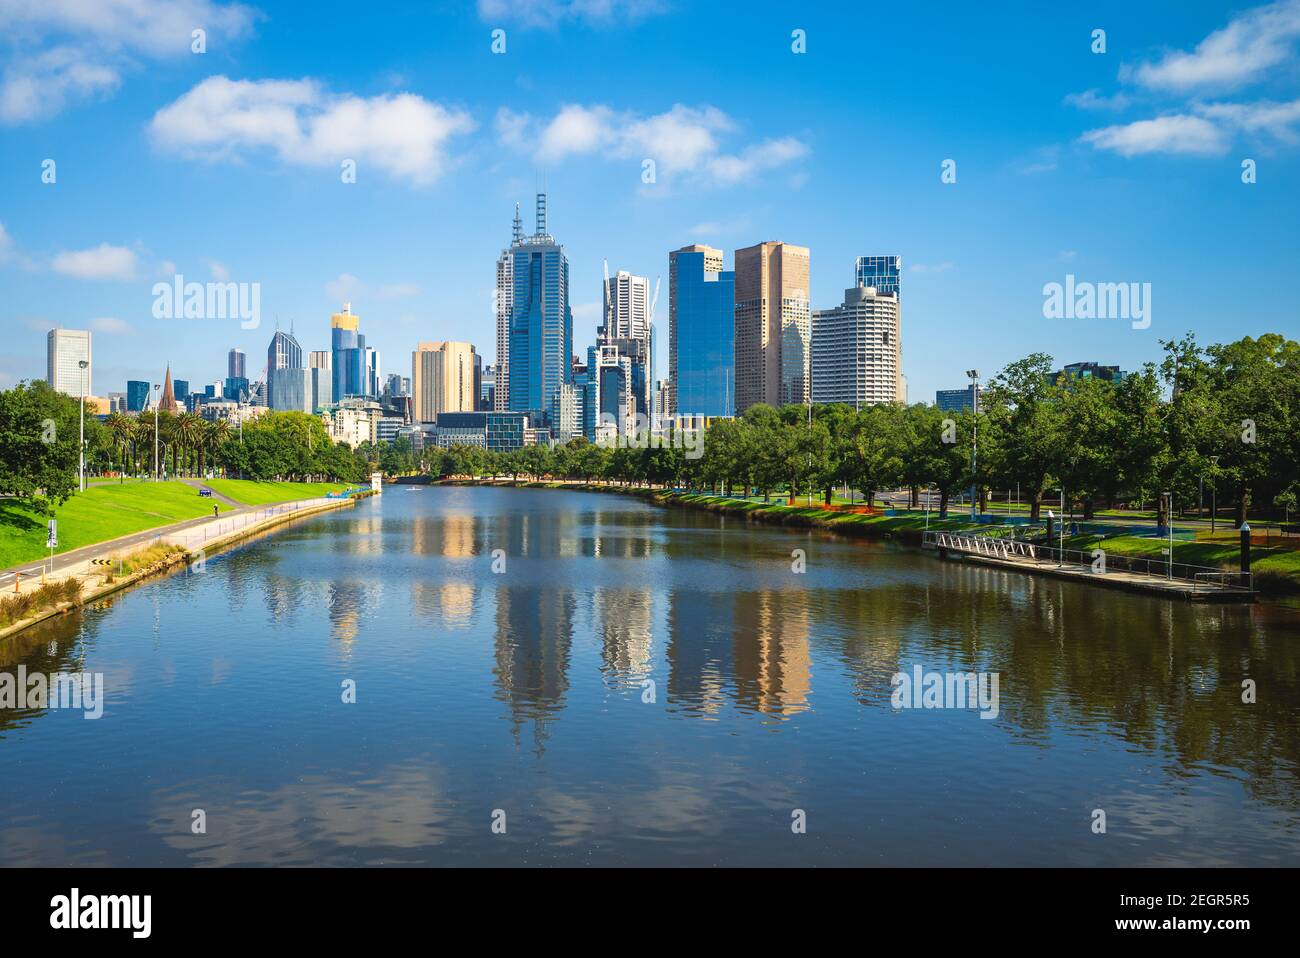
[593,587,654,684]
[666,588,733,717]
[731,587,812,717]
[493,584,575,754]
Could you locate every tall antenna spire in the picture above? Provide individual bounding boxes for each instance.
[512,203,523,245]
[536,192,547,235]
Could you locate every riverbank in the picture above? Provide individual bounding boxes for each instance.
[440,479,1300,596]
[0,491,369,643]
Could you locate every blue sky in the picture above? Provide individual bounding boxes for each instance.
[2,0,1298,404]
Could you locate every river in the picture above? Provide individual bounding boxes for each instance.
[1,486,1297,866]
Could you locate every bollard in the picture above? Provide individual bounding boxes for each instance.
[13,572,19,593]
[1240,522,1251,574]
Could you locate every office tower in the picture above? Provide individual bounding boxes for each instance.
[365,346,380,398]
[46,328,92,396]
[173,379,189,405]
[480,364,496,411]
[307,350,332,411]
[1050,362,1127,386]
[223,377,249,401]
[107,392,126,413]
[507,193,573,434]
[412,341,479,422]
[854,256,902,297]
[812,285,902,406]
[330,303,369,401]
[494,205,522,411]
[126,380,150,412]
[935,387,976,412]
[159,365,178,413]
[269,367,312,413]
[228,348,246,380]
[734,241,810,412]
[669,244,734,417]
[266,328,303,408]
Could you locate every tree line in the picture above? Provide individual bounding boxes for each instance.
[430,334,1299,527]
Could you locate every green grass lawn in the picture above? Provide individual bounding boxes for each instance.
[204,479,353,505]
[0,481,233,569]
[1061,532,1300,591]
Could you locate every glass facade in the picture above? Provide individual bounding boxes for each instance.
[507,197,572,436]
[671,250,734,417]
[854,255,902,296]
[127,380,150,412]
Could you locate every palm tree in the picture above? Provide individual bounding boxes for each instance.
[105,412,133,476]
[174,412,202,477]
[208,418,231,477]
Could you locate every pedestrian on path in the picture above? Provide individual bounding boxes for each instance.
[213,504,219,519]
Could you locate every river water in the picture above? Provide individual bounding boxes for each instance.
[1,486,1297,866]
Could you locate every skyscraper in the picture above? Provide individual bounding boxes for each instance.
[598,268,654,430]
[669,244,734,417]
[330,303,368,401]
[734,241,810,412]
[228,348,246,380]
[854,255,902,297]
[308,350,332,412]
[812,284,902,406]
[266,328,303,408]
[46,328,91,396]
[494,205,522,412]
[508,193,573,434]
[412,341,478,422]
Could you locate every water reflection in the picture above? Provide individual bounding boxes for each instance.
[2,486,1298,866]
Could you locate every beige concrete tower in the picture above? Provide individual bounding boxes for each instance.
[412,341,478,423]
[733,241,810,412]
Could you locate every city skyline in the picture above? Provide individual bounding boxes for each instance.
[4,1,1297,407]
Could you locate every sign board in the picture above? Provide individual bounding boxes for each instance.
[370,472,382,495]
[46,519,57,549]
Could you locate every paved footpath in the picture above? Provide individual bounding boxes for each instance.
[0,482,344,597]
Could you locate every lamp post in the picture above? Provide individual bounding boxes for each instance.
[1209,455,1219,534]
[77,359,88,491]
[966,370,979,519]
[1163,491,1173,579]
[153,383,161,480]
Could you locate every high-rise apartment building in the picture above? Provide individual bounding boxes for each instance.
[268,367,312,413]
[494,205,522,411]
[734,241,810,412]
[228,348,246,380]
[46,328,92,396]
[669,244,733,417]
[598,268,654,429]
[811,285,902,406]
[412,341,479,423]
[507,193,573,434]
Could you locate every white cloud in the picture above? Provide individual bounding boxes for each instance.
[151,76,476,184]
[51,243,138,280]
[1080,114,1229,157]
[90,316,133,335]
[1063,88,1133,111]
[207,259,231,281]
[0,222,12,260]
[476,0,666,29]
[1124,0,1300,93]
[500,102,807,187]
[1196,97,1300,143]
[324,274,419,303]
[0,0,259,123]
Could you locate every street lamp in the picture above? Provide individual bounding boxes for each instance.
[1209,456,1220,534]
[153,383,161,480]
[1162,491,1173,578]
[966,370,979,520]
[77,359,88,492]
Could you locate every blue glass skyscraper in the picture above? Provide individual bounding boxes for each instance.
[507,194,572,433]
[854,255,902,296]
[330,304,368,401]
[669,245,735,417]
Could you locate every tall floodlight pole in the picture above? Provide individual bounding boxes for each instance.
[77,359,88,491]
[966,370,979,519]
[1210,455,1219,534]
[153,383,161,480]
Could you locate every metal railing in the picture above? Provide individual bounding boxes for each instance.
[923,531,1253,591]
